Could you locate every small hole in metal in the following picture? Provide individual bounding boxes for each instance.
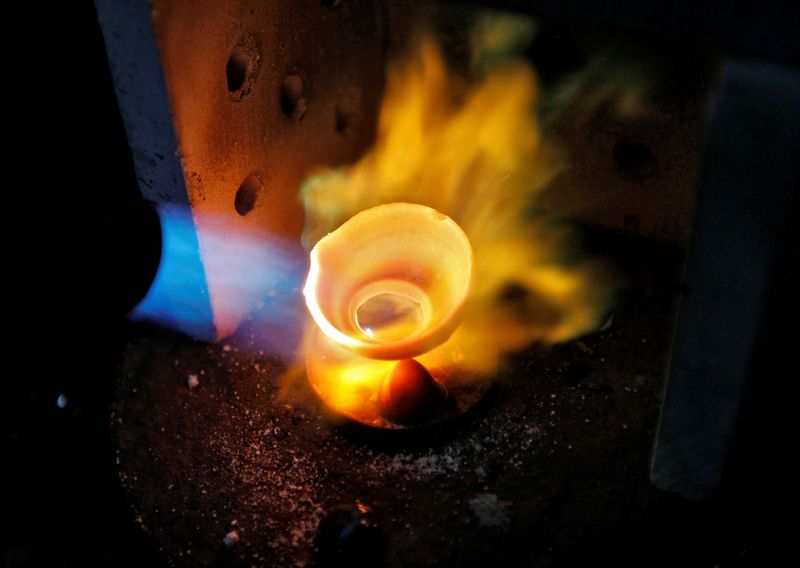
[225,36,261,101]
[226,48,248,93]
[280,74,306,120]
[335,107,351,135]
[613,141,655,177]
[335,89,361,136]
[235,175,262,216]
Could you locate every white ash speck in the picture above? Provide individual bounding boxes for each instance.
[469,493,511,530]
[370,446,463,480]
[363,417,544,482]
[223,344,232,352]
[187,374,200,389]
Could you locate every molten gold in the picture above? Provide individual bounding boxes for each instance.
[304,203,472,361]
[304,203,474,426]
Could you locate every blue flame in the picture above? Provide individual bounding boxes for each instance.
[130,204,214,339]
[131,204,307,355]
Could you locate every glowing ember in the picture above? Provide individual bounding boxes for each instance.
[378,359,447,424]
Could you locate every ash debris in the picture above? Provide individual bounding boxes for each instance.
[469,493,512,531]
[115,298,665,568]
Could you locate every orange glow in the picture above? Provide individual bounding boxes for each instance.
[304,203,472,361]
[296,27,612,423]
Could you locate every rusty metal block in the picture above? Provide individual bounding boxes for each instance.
[539,94,705,244]
[98,0,704,345]
[97,0,395,338]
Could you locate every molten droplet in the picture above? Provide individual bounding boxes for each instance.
[355,288,425,342]
[378,359,446,424]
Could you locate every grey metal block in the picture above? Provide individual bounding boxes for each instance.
[651,58,800,499]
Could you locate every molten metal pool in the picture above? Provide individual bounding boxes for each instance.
[304,203,487,427]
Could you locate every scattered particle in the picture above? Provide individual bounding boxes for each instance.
[468,493,511,530]
[223,344,232,352]
[188,374,200,389]
[223,530,240,547]
[56,394,68,408]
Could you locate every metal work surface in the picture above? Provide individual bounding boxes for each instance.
[96,0,405,339]
[113,237,774,567]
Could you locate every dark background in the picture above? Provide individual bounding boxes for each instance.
[4,0,797,566]
[6,1,164,566]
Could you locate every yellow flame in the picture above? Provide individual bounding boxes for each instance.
[294,25,612,415]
